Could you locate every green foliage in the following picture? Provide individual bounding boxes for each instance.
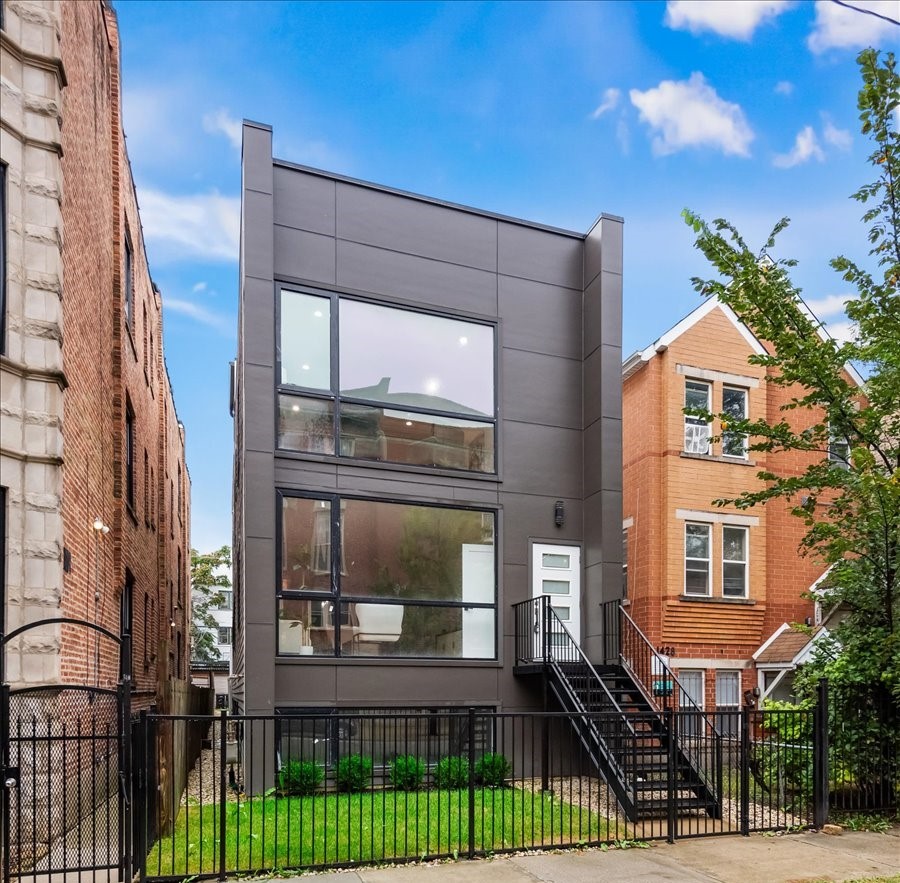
[390,755,425,791]
[683,50,900,785]
[474,753,510,787]
[433,755,470,789]
[190,546,232,662]
[278,760,324,796]
[334,755,373,793]
[837,812,892,833]
[754,701,815,801]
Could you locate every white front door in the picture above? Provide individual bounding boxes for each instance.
[531,543,581,657]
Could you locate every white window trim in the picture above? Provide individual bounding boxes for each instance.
[684,522,711,597]
[675,509,759,527]
[721,386,749,460]
[678,669,706,710]
[722,525,749,599]
[684,380,711,455]
[715,669,741,709]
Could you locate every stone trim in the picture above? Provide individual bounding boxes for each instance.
[1,356,68,389]
[0,28,67,87]
[1,448,64,466]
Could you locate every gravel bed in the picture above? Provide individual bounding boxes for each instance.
[184,720,242,805]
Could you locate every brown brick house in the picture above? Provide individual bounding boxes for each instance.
[622,296,862,713]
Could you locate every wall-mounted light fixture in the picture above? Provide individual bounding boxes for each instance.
[554,501,565,527]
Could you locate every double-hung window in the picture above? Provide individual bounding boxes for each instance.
[721,387,748,458]
[278,493,496,659]
[722,526,748,597]
[684,523,711,596]
[684,380,711,454]
[716,671,741,738]
[278,288,496,473]
[828,422,850,469]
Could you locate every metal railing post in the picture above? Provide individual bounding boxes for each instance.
[219,709,227,879]
[813,678,829,829]
[740,707,750,836]
[467,708,476,859]
[666,709,676,844]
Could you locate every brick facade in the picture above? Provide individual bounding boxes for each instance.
[1,0,190,711]
[622,300,854,712]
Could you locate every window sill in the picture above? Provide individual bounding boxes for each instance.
[275,655,503,667]
[678,595,755,606]
[125,502,138,526]
[275,447,503,483]
[680,452,755,467]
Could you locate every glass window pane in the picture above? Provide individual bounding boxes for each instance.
[281,497,332,592]
[278,598,333,655]
[723,562,746,596]
[716,671,740,707]
[551,605,571,620]
[685,524,710,558]
[340,300,494,418]
[542,553,570,568]
[722,387,746,419]
[723,527,746,562]
[280,290,331,389]
[278,394,335,453]
[685,381,709,410]
[685,563,709,594]
[340,500,495,604]
[343,602,495,658]
[339,404,494,472]
[542,579,570,595]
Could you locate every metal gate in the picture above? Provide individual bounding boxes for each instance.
[1,618,131,883]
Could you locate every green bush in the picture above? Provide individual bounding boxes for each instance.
[278,759,323,796]
[434,755,469,789]
[335,754,373,793]
[475,753,511,787]
[390,754,425,791]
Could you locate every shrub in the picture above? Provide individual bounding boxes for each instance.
[278,759,323,796]
[335,754,373,792]
[475,752,510,787]
[433,755,469,789]
[390,754,425,791]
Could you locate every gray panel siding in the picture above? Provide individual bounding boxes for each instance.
[497,222,583,290]
[501,348,582,429]
[273,167,336,235]
[498,276,582,360]
[273,225,336,286]
[501,422,582,498]
[336,182,498,271]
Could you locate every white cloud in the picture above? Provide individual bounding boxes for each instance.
[664,0,792,40]
[822,117,852,150]
[774,80,794,96]
[202,108,242,151]
[823,320,857,345]
[805,293,854,318]
[192,281,208,294]
[137,187,240,262]
[808,0,899,53]
[164,297,235,336]
[773,126,825,168]
[590,88,622,119]
[616,117,630,155]
[629,72,754,157]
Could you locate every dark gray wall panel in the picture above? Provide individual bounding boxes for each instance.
[274,225,336,286]
[584,345,624,428]
[244,364,276,454]
[500,491,583,566]
[584,216,603,290]
[336,240,497,315]
[449,485,502,506]
[501,562,527,623]
[336,183,498,271]
[273,167,336,235]
[501,349,582,429]
[600,489,624,567]
[501,422,582,498]
[583,417,622,496]
[243,125,274,196]
[243,623,276,712]
[497,222,583,290]
[600,269,623,349]
[333,666,501,705]
[583,492,603,568]
[243,540,276,618]
[244,189,275,281]
[583,273,602,359]
[274,663,337,702]
[498,276,581,360]
[274,459,339,490]
[243,277,276,368]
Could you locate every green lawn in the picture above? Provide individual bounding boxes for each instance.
[146,787,607,875]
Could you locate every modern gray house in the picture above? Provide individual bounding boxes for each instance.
[231,119,623,718]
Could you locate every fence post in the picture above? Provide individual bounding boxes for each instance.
[739,707,750,836]
[666,709,676,844]
[135,711,147,883]
[813,678,829,829]
[219,709,227,880]
[467,708,476,860]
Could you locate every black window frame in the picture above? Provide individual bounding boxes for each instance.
[275,284,499,476]
[124,224,134,333]
[125,401,136,513]
[276,489,498,660]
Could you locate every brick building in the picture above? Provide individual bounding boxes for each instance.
[1,0,191,712]
[621,296,862,713]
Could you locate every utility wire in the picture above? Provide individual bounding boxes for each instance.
[831,0,900,27]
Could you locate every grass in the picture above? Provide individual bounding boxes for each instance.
[146,787,608,875]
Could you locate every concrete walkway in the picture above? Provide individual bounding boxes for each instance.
[273,828,900,883]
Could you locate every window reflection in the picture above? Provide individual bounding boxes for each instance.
[280,291,331,390]
[278,395,334,453]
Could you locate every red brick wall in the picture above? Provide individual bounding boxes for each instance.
[58,1,190,708]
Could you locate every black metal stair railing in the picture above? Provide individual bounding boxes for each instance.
[605,600,722,815]
[513,597,639,818]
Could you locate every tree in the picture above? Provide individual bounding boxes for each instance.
[190,545,232,663]
[682,49,900,715]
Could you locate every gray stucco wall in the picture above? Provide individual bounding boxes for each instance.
[233,120,622,715]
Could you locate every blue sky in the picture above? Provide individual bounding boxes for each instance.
[113,0,899,555]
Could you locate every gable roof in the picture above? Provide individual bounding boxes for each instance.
[622,297,766,380]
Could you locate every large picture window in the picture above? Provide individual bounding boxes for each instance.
[278,493,496,659]
[278,288,496,473]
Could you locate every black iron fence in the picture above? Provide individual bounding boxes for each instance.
[128,702,851,881]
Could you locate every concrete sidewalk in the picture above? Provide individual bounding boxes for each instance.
[278,828,900,883]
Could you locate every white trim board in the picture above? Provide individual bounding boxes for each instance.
[676,364,760,388]
[676,509,759,527]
